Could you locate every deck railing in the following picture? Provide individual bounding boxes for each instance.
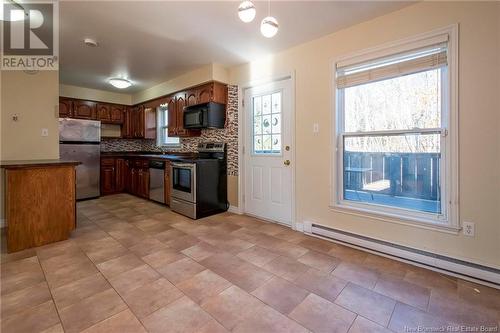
[344,151,441,201]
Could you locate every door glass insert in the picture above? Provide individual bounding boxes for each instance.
[253,92,282,154]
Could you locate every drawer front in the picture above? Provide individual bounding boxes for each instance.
[170,197,196,219]
[101,158,115,166]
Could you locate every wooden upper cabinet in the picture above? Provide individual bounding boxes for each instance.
[73,100,97,120]
[198,82,227,105]
[185,82,228,106]
[121,107,134,138]
[134,106,145,138]
[198,86,212,104]
[110,105,124,124]
[211,81,228,104]
[186,90,198,107]
[175,93,188,137]
[167,97,177,137]
[60,97,126,124]
[99,104,124,124]
[144,107,156,139]
[120,105,155,139]
[59,97,73,118]
[97,103,111,122]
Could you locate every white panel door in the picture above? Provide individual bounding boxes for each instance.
[244,79,292,225]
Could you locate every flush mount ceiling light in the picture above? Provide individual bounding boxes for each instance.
[109,78,132,89]
[238,1,256,23]
[83,38,99,47]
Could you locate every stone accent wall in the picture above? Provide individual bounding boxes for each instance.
[100,85,239,176]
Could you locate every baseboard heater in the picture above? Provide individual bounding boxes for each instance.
[304,222,500,287]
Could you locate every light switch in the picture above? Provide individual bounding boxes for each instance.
[313,123,319,133]
[41,128,49,137]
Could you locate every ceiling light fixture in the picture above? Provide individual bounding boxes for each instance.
[238,1,256,23]
[83,38,99,47]
[260,0,278,38]
[109,78,132,89]
[260,16,279,38]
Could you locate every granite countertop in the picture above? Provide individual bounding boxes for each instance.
[100,151,164,155]
[100,151,198,162]
[0,159,81,169]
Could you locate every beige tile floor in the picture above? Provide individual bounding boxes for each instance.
[1,194,499,333]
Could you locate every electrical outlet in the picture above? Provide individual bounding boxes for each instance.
[463,221,475,237]
[41,128,49,137]
[313,123,319,133]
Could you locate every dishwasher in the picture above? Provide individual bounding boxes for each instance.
[149,160,165,204]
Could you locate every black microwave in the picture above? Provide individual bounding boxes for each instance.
[183,102,226,129]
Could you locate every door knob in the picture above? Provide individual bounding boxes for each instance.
[284,160,291,166]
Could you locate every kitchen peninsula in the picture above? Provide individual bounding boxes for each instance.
[0,160,80,252]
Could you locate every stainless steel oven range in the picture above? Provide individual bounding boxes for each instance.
[170,142,228,219]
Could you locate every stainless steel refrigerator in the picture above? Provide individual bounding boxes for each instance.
[59,118,101,200]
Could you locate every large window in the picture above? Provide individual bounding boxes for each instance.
[334,27,458,228]
[156,105,180,147]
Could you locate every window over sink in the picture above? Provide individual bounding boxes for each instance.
[157,105,180,147]
[333,26,459,230]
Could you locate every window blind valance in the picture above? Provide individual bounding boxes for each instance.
[336,43,448,89]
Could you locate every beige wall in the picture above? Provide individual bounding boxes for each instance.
[1,70,60,220]
[132,63,230,104]
[60,84,132,105]
[227,175,238,208]
[1,71,60,160]
[229,2,500,267]
[211,63,230,84]
[60,63,231,107]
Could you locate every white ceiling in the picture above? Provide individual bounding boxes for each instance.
[60,1,414,93]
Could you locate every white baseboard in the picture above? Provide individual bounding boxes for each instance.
[228,205,242,214]
[304,220,500,288]
[293,222,304,232]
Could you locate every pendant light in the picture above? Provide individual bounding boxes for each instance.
[238,1,256,23]
[260,0,278,38]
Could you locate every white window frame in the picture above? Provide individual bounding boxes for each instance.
[156,105,180,148]
[331,25,459,232]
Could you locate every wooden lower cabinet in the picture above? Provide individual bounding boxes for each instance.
[136,167,149,199]
[2,163,78,252]
[115,158,127,192]
[101,157,151,199]
[100,158,115,194]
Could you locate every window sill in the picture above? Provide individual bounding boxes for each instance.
[329,202,461,235]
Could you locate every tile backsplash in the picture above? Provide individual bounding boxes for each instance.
[100,85,239,176]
